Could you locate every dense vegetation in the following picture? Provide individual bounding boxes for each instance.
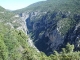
[0,6,21,28]
[0,0,80,60]
[0,22,38,60]
[0,22,80,60]
[14,0,80,14]
[0,27,80,60]
[0,10,40,59]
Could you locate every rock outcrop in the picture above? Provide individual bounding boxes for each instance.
[14,0,80,55]
[18,11,79,55]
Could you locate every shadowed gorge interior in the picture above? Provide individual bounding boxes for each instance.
[0,0,80,60]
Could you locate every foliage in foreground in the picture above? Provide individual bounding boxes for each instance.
[0,23,80,60]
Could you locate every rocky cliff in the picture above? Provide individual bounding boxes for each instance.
[18,10,79,55]
[15,0,80,55]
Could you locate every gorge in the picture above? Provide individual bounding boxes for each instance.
[0,0,80,60]
[14,0,80,55]
[19,10,80,55]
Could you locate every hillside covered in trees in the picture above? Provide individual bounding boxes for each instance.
[0,0,80,60]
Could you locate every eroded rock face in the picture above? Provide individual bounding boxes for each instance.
[64,23,80,51]
[20,11,80,55]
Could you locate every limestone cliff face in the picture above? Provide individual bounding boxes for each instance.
[12,0,80,56]
[18,12,40,52]
[64,22,80,50]
[25,11,66,54]
[18,10,80,55]
[19,11,80,54]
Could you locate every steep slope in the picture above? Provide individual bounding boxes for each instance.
[14,0,80,55]
[0,0,80,60]
[0,6,41,60]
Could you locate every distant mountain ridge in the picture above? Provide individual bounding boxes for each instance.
[14,0,80,14]
[0,0,80,60]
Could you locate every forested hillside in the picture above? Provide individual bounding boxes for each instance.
[14,0,80,14]
[0,0,80,60]
[0,6,40,60]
